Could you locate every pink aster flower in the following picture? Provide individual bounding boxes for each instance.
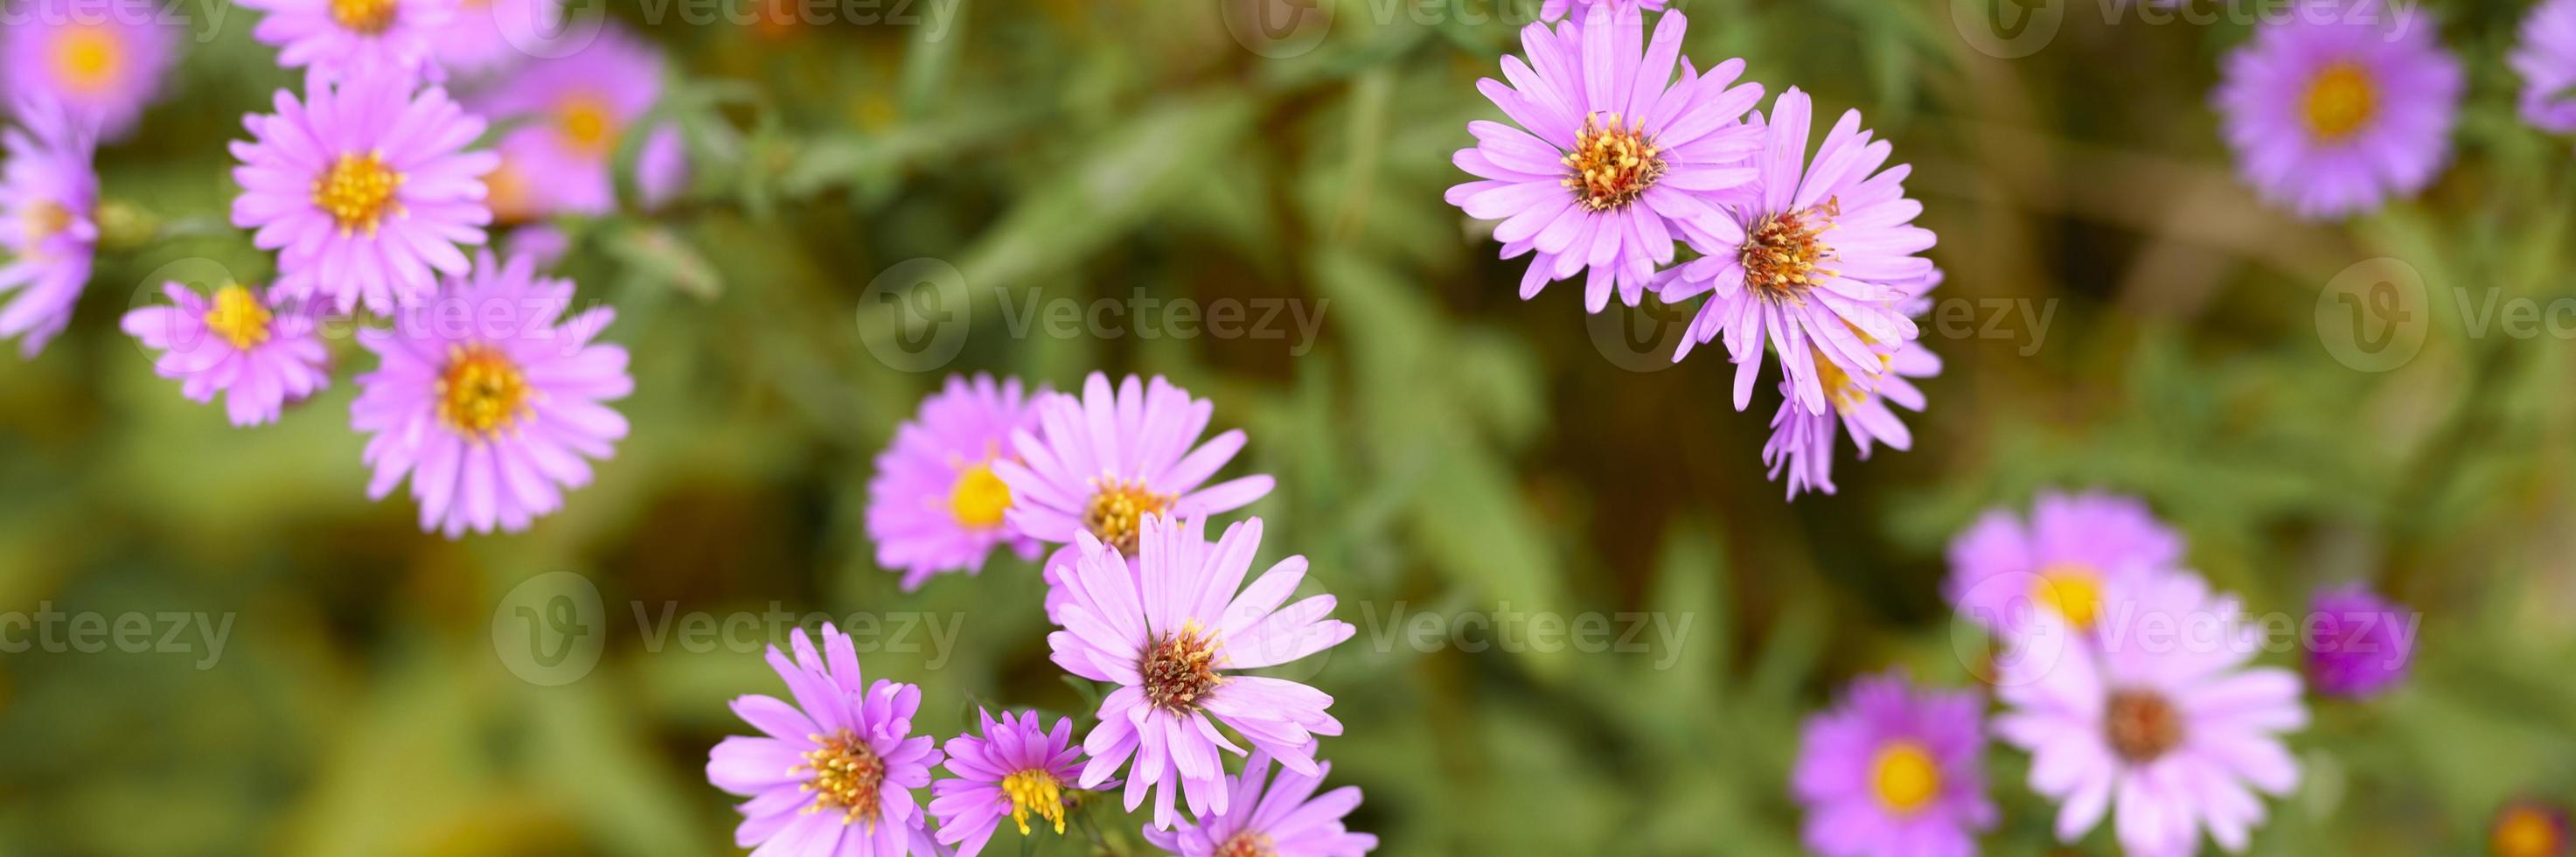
[1140,752,1377,857]
[2214,0,2461,219]
[929,709,1087,857]
[350,251,630,537]
[707,624,945,857]
[2513,0,2576,134]
[1537,0,1664,23]
[867,373,1047,591]
[1995,567,2308,857]
[1,0,180,140]
[1944,491,2184,640]
[1793,672,1996,857]
[240,0,454,82]
[119,282,331,425]
[0,99,97,357]
[231,71,497,315]
[1049,514,1354,831]
[1656,87,1932,417]
[432,0,562,76]
[992,373,1274,564]
[1445,5,1764,311]
[464,24,686,217]
[2301,582,2415,700]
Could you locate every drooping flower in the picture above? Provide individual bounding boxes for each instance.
[0,99,97,357]
[1995,567,2308,857]
[1140,752,1378,857]
[707,624,945,857]
[350,251,630,537]
[1792,672,1996,857]
[1760,268,1944,500]
[2492,800,2573,857]
[1944,491,2184,639]
[464,24,686,217]
[119,282,331,425]
[1,0,180,140]
[2213,0,2461,219]
[230,70,497,314]
[1655,87,1932,417]
[1444,5,1764,312]
[929,709,1087,857]
[431,0,562,76]
[867,373,1047,591]
[992,373,1273,562]
[1049,514,1353,830]
[2302,582,2415,699]
[239,0,455,82]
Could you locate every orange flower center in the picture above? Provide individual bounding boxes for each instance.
[203,284,274,350]
[313,152,404,236]
[330,0,400,34]
[49,25,122,94]
[797,729,885,826]
[435,345,533,439]
[1743,199,1839,301]
[2303,62,2376,142]
[1561,112,1663,213]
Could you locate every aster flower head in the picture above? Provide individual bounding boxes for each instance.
[1995,567,2308,857]
[1944,491,2184,640]
[2514,0,2576,134]
[240,0,455,82]
[2493,800,2573,857]
[1655,87,1932,417]
[119,282,331,425]
[431,0,563,76]
[1048,514,1354,830]
[351,251,630,537]
[1,0,180,140]
[1444,6,1765,312]
[1140,752,1378,857]
[2301,582,2415,699]
[929,709,1086,857]
[992,373,1274,562]
[465,25,686,218]
[707,624,945,857]
[2214,0,2461,219]
[1793,672,1996,857]
[1536,0,1664,23]
[231,70,498,315]
[0,98,97,357]
[867,373,1048,591]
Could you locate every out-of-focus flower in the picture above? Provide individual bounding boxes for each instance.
[1139,752,1378,857]
[0,99,97,357]
[1943,491,2184,638]
[350,252,630,537]
[465,25,686,217]
[2517,0,2576,134]
[1793,672,1996,857]
[2492,800,2572,857]
[2302,582,2416,699]
[1536,0,1664,23]
[1049,515,1352,830]
[707,624,944,857]
[1,0,179,140]
[230,71,497,314]
[2214,0,2461,219]
[992,373,1272,562]
[120,282,330,425]
[1444,6,1764,312]
[240,0,455,82]
[867,373,1047,591]
[929,709,1087,857]
[431,0,560,77]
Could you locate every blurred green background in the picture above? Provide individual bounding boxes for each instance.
[5,0,2576,854]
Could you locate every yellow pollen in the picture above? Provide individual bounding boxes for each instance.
[312,152,404,236]
[949,463,1013,529]
[554,93,621,158]
[1561,111,1663,212]
[2493,805,2568,857]
[50,25,122,94]
[795,729,886,826]
[1083,479,1173,555]
[2030,563,2104,631]
[999,769,1068,837]
[1807,344,1893,415]
[1140,620,1224,714]
[203,284,274,350]
[21,201,73,255]
[1743,199,1840,301]
[1869,741,1940,815]
[1215,832,1278,857]
[330,0,400,34]
[2303,62,2376,142]
[435,345,533,439]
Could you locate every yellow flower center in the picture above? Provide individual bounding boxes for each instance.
[20,201,73,255]
[1083,479,1173,555]
[1140,621,1223,714]
[1561,111,1663,213]
[330,0,400,34]
[554,93,621,158]
[999,769,1068,837]
[797,729,885,826]
[1744,199,1839,302]
[2493,805,2568,857]
[485,156,537,223]
[2030,562,2104,631]
[50,25,122,94]
[1869,741,1940,815]
[2303,62,2376,142]
[313,152,404,236]
[435,345,533,439]
[949,463,1013,529]
[1216,833,1278,857]
[203,284,274,350]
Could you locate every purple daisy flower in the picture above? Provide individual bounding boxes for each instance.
[350,251,630,537]
[119,282,331,425]
[1444,5,1764,312]
[231,71,498,315]
[992,373,1273,563]
[1793,672,1996,857]
[1995,567,2308,857]
[707,624,945,857]
[240,0,454,82]
[1139,751,1378,857]
[1655,87,1932,417]
[1944,491,2184,639]
[867,373,1048,591]
[2302,582,2416,699]
[0,99,97,357]
[1536,0,1663,23]
[464,25,686,217]
[2513,0,2576,134]
[1,0,180,140]
[1049,514,1354,831]
[929,709,1086,857]
[2214,0,2461,219]
[432,0,561,76]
